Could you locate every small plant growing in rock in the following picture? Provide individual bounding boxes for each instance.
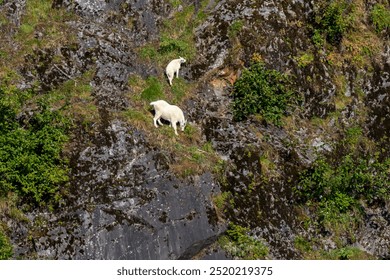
[311,0,355,46]
[370,4,390,34]
[0,229,12,260]
[219,223,268,260]
[228,20,244,38]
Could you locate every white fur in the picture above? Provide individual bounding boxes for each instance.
[150,100,187,135]
[165,57,186,86]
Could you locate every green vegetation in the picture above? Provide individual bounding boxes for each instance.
[324,246,374,260]
[295,52,314,68]
[14,0,76,56]
[167,0,182,8]
[228,20,244,38]
[169,140,221,177]
[219,223,268,259]
[139,0,210,64]
[308,0,384,73]
[370,4,390,33]
[0,229,12,260]
[311,0,355,46]
[158,36,192,57]
[0,86,70,208]
[231,61,296,126]
[296,154,389,207]
[0,67,85,210]
[213,191,233,211]
[294,236,375,259]
[140,77,166,102]
[171,77,189,103]
[295,153,389,236]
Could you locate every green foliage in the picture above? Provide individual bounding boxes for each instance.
[324,246,374,260]
[167,0,182,8]
[294,235,313,253]
[297,155,389,204]
[311,0,355,46]
[123,108,149,123]
[370,4,390,33]
[231,62,295,125]
[295,154,390,229]
[219,223,268,260]
[228,20,244,38]
[140,77,165,102]
[0,87,70,208]
[19,24,35,36]
[158,36,190,55]
[139,2,204,64]
[294,235,375,259]
[213,191,232,211]
[0,230,12,260]
[183,123,196,138]
[345,126,363,146]
[296,52,314,68]
[171,77,188,103]
[139,46,157,60]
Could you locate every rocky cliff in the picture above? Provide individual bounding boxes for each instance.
[0,0,389,259]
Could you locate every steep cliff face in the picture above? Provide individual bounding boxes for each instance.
[0,0,389,259]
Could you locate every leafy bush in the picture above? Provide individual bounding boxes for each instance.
[231,62,295,125]
[297,155,389,204]
[311,0,354,46]
[0,88,70,208]
[295,153,390,228]
[219,223,268,260]
[294,152,389,248]
[371,4,390,33]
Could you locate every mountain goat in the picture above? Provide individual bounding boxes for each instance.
[165,57,186,86]
[150,100,187,135]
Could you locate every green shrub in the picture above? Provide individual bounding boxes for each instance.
[219,223,268,260]
[0,230,12,260]
[298,155,389,203]
[371,4,390,33]
[294,152,389,248]
[311,0,355,46]
[0,88,70,208]
[295,153,390,229]
[231,62,295,125]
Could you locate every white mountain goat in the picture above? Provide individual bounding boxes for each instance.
[165,57,186,86]
[150,100,187,135]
